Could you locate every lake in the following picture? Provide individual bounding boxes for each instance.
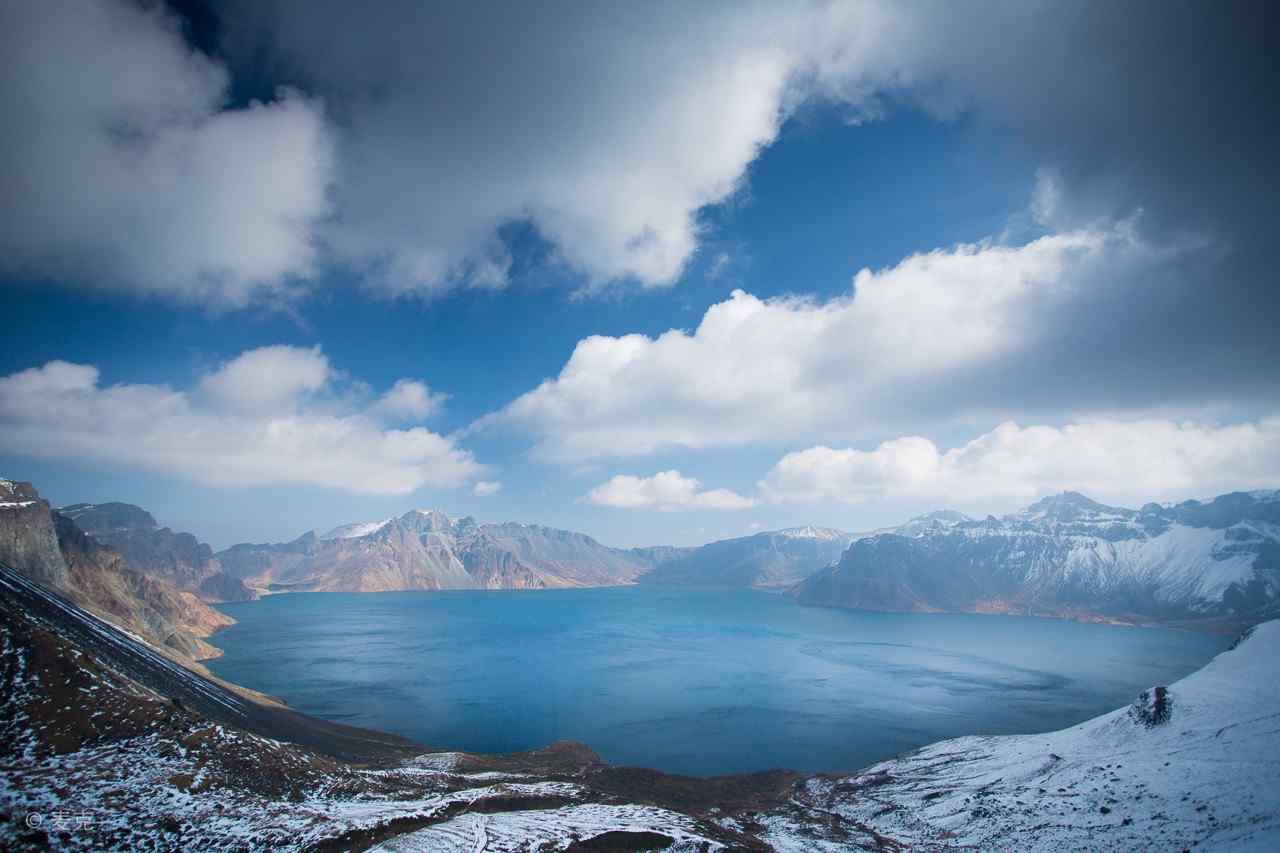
[210,587,1229,776]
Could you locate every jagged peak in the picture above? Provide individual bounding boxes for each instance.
[1019,491,1131,521]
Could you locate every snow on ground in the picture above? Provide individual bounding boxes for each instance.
[786,621,1280,851]
[371,803,724,852]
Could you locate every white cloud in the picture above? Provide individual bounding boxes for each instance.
[584,470,755,511]
[472,480,503,497]
[0,0,332,306]
[373,379,447,423]
[198,345,330,415]
[0,348,482,494]
[760,418,1280,506]
[487,224,1170,461]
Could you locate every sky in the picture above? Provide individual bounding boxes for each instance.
[1,0,1278,550]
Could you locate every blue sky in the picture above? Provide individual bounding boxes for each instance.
[2,1,1277,549]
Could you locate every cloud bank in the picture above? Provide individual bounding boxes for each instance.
[487,222,1199,461]
[761,418,1280,506]
[0,347,480,494]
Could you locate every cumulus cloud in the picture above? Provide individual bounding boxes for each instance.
[760,418,1280,506]
[0,0,333,306]
[472,481,503,497]
[584,471,755,511]
[372,379,447,423]
[0,348,481,494]
[485,223,1190,461]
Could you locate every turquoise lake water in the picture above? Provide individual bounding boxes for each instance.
[210,587,1229,776]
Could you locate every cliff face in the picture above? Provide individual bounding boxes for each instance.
[59,502,255,602]
[793,490,1280,626]
[53,513,232,660]
[0,479,232,661]
[0,479,67,588]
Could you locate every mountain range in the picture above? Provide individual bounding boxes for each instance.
[793,490,1280,626]
[5,475,1279,666]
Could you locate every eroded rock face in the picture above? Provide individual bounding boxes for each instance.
[59,501,254,603]
[1,480,232,661]
[0,479,68,588]
[53,512,233,660]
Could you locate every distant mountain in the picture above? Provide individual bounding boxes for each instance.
[59,501,255,602]
[0,479,232,660]
[217,509,653,592]
[793,490,1280,625]
[638,526,858,589]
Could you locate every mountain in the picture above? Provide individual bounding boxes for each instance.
[638,526,858,588]
[217,509,654,592]
[59,501,255,603]
[0,479,232,661]
[793,490,1280,626]
[4,554,1274,850]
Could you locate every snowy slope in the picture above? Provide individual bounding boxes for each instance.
[761,620,1280,851]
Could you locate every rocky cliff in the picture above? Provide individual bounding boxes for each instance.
[793,490,1280,626]
[0,479,232,661]
[59,501,254,602]
[0,479,67,588]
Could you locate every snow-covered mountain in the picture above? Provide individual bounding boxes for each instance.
[794,490,1280,625]
[637,526,858,589]
[217,509,654,592]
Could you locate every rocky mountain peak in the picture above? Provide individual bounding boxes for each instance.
[59,501,159,533]
[1021,491,1129,522]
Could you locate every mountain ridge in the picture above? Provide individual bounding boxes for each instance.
[793,489,1280,628]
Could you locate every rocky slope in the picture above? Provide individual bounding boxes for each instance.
[0,480,232,662]
[794,490,1280,626]
[2,556,1275,851]
[217,510,654,593]
[59,501,255,603]
[639,527,857,589]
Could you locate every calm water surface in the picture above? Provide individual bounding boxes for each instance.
[210,587,1228,776]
